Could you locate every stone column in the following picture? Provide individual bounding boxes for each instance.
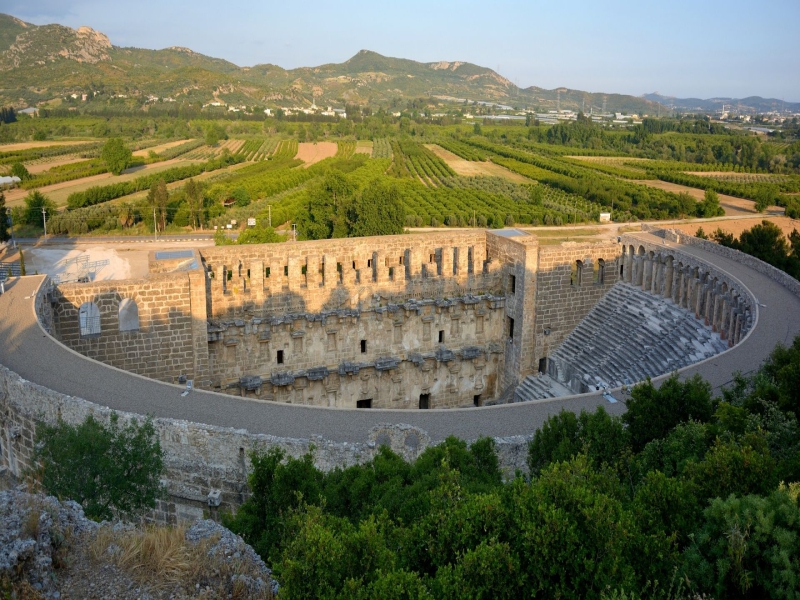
[642,254,653,291]
[456,246,469,282]
[441,247,454,279]
[663,260,674,298]
[622,249,630,283]
[472,245,486,277]
[251,260,265,302]
[266,260,280,294]
[323,254,338,288]
[307,255,321,288]
[375,250,389,285]
[407,248,421,281]
[287,256,303,291]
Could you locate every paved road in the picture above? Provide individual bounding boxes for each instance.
[1,233,798,444]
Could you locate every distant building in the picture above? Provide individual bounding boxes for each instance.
[18,107,38,117]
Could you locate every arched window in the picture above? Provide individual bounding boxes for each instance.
[79,302,101,337]
[596,259,605,284]
[118,298,139,332]
[571,260,583,286]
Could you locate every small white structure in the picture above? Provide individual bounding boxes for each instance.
[0,176,21,189]
[599,212,612,223]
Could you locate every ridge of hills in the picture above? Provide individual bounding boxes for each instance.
[1,13,792,116]
[0,13,660,113]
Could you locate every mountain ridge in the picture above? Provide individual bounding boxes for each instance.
[2,12,779,116]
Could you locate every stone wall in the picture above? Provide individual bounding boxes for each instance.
[209,293,506,409]
[198,230,501,318]
[533,241,621,376]
[52,273,209,385]
[0,361,529,524]
[648,226,800,297]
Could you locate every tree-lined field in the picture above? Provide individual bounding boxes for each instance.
[4,111,799,240]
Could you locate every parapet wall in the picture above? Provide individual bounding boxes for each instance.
[0,359,530,524]
[52,271,210,385]
[199,230,501,318]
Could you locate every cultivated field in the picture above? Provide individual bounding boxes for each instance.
[297,142,338,167]
[426,144,531,183]
[0,140,92,152]
[25,155,87,174]
[631,179,784,217]
[131,139,193,157]
[684,171,792,183]
[3,158,199,208]
[355,140,373,155]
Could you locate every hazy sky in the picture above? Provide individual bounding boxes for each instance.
[6,0,799,101]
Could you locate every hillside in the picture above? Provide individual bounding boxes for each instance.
[643,92,800,114]
[0,12,662,113]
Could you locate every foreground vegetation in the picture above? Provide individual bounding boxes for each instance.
[216,337,800,599]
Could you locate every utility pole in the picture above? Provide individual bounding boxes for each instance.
[268,205,272,228]
[41,207,47,242]
[292,223,297,242]
[153,207,157,241]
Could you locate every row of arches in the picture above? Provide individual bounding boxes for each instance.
[78,298,139,337]
[570,259,607,287]
[619,244,752,345]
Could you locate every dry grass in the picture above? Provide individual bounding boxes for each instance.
[91,524,273,599]
[425,144,531,182]
[0,140,93,152]
[296,141,338,166]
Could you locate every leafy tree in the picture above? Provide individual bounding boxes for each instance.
[754,185,778,212]
[236,225,285,245]
[10,162,31,181]
[232,186,250,207]
[183,178,203,229]
[527,406,628,476]
[347,178,405,237]
[22,190,56,228]
[695,226,708,239]
[682,487,800,599]
[100,137,132,175]
[0,192,9,242]
[623,373,714,452]
[146,179,168,232]
[33,413,164,521]
[204,123,227,146]
[697,188,724,217]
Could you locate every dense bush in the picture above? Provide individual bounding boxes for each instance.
[220,336,800,598]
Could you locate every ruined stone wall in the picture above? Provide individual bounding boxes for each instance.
[620,234,755,345]
[52,273,209,385]
[485,232,540,394]
[0,361,529,524]
[209,294,506,409]
[533,241,622,375]
[198,231,500,318]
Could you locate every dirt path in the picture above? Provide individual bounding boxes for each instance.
[297,142,337,167]
[631,179,784,217]
[425,144,531,183]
